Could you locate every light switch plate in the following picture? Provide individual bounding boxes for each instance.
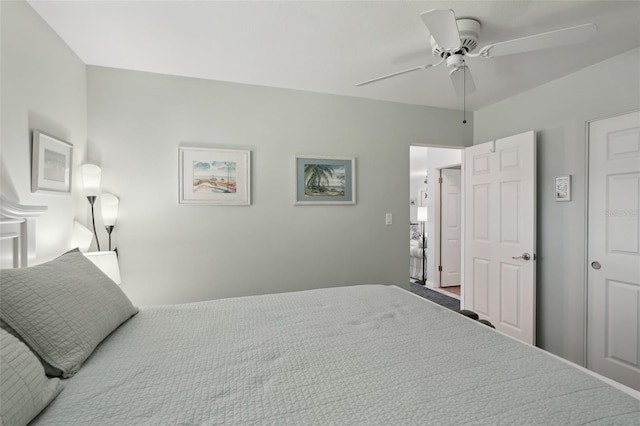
[385,213,392,225]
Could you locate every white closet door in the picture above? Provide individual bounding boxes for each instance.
[587,110,640,391]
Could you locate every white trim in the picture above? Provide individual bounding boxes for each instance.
[583,119,591,368]
[0,195,48,267]
[0,194,47,218]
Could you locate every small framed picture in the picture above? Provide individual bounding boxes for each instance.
[555,175,571,202]
[31,130,73,193]
[294,156,355,205]
[179,146,251,205]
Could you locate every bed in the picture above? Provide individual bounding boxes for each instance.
[1,212,639,425]
[410,223,426,281]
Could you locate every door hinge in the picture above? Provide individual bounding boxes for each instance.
[438,177,443,184]
[438,265,443,272]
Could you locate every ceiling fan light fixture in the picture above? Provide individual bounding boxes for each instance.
[446,53,465,69]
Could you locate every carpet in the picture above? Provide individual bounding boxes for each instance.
[409,282,460,312]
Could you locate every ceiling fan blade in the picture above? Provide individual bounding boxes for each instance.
[420,9,461,50]
[479,23,597,58]
[449,65,476,97]
[355,64,432,87]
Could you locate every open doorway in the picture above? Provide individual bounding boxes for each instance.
[409,146,462,300]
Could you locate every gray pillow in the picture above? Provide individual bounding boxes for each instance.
[0,328,63,426]
[0,249,138,378]
[0,318,59,377]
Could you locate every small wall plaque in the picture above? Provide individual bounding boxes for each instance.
[555,175,571,202]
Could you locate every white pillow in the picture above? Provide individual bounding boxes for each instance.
[0,329,63,426]
[0,249,138,377]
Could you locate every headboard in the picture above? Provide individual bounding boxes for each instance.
[0,194,47,267]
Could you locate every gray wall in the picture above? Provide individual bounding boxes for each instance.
[474,47,640,365]
[0,1,87,263]
[87,66,472,305]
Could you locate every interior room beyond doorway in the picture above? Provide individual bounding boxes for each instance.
[409,146,462,299]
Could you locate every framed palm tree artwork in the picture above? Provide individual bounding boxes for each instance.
[294,156,356,205]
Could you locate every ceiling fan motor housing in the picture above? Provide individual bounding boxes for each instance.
[431,18,481,57]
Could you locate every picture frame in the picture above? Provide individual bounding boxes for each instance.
[294,155,356,205]
[554,175,571,202]
[31,130,73,193]
[178,146,251,205]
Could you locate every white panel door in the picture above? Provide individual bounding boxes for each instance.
[587,110,640,391]
[463,131,537,344]
[440,168,461,287]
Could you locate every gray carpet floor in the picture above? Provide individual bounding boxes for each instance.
[409,282,460,312]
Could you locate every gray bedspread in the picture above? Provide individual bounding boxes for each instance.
[33,285,640,425]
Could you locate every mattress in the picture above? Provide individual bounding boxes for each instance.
[32,285,640,425]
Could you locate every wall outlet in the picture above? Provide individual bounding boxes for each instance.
[385,213,392,225]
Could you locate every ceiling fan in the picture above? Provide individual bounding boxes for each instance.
[356,9,597,97]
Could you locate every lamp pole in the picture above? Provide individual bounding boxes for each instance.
[421,221,426,284]
[87,196,101,251]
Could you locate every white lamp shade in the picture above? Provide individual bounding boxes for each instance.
[417,206,428,222]
[71,221,93,252]
[83,251,121,285]
[81,164,102,195]
[101,193,119,226]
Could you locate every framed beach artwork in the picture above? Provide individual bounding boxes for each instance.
[178,146,251,205]
[31,130,73,193]
[294,156,355,205]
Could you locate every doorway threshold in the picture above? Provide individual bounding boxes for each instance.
[431,286,461,301]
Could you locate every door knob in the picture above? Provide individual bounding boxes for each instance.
[591,261,601,270]
[512,253,531,261]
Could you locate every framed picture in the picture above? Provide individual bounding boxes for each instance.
[179,146,251,205]
[294,155,355,205]
[31,130,73,193]
[554,175,571,202]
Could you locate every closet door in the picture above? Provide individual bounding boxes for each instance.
[587,110,640,391]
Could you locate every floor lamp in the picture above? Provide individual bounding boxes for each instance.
[417,206,428,285]
[101,193,119,252]
[82,164,102,251]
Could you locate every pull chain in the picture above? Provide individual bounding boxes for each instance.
[462,61,467,124]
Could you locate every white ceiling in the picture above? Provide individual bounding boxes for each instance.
[28,1,640,111]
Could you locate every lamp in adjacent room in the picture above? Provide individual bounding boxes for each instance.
[417,206,428,285]
[100,193,119,252]
[81,164,102,251]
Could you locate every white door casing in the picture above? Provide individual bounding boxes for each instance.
[440,168,461,287]
[463,131,537,344]
[587,110,640,391]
